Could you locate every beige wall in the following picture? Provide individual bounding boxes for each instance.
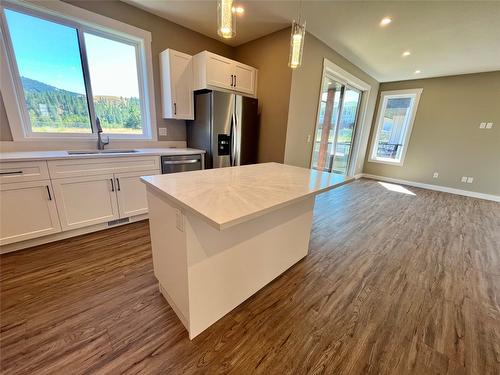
[0,92,12,141]
[284,32,379,173]
[0,0,233,143]
[363,71,500,196]
[234,28,292,163]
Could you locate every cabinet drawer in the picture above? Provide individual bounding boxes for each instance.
[0,161,49,184]
[48,156,160,179]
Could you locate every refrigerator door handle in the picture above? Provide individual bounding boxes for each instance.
[230,111,237,166]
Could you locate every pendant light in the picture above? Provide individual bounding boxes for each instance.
[288,0,306,69]
[217,0,236,39]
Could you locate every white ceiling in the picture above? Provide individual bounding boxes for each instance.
[125,0,500,82]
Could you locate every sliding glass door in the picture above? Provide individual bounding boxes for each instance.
[311,78,362,175]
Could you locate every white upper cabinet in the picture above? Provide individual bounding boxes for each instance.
[193,51,258,97]
[233,62,257,95]
[160,49,194,120]
[205,53,234,90]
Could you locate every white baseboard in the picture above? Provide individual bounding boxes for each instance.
[360,174,500,202]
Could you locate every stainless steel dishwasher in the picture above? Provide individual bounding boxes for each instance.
[161,154,203,174]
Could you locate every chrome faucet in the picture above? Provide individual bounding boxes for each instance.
[96,117,109,150]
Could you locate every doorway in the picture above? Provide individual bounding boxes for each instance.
[311,77,362,175]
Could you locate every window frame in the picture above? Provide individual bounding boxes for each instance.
[368,88,423,166]
[0,0,156,141]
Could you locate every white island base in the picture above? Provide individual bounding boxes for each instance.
[147,189,315,339]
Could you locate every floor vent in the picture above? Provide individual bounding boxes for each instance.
[108,218,130,226]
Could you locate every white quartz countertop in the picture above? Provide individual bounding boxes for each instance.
[141,162,353,230]
[0,148,205,162]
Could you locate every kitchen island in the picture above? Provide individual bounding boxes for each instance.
[141,162,352,339]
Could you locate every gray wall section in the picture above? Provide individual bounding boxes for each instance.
[234,28,292,163]
[363,71,500,196]
[0,91,13,141]
[284,32,379,174]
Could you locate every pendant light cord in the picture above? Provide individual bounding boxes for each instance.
[297,0,303,24]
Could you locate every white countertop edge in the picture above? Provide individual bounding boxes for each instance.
[141,175,354,231]
[0,148,206,162]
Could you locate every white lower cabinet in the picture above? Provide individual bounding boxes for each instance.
[52,174,119,231]
[115,170,158,218]
[0,155,164,249]
[0,180,61,245]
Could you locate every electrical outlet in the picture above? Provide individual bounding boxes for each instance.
[461,176,468,182]
[486,122,493,129]
[433,172,439,178]
[479,122,486,129]
[159,127,168,136]
[467,177,474,183]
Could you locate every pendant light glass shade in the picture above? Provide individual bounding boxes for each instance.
[217,0,236,39]
[288,20,306,69]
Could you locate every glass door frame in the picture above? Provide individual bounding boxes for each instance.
[310,58,372,177]
[310,76,362,175]
[330,84,362,175]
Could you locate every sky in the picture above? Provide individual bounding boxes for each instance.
[5,8,140,98]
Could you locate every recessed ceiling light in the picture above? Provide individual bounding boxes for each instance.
[232,6,245,15]
[414,70,421,74]
[402,51,411,57]
[380,17,392,26]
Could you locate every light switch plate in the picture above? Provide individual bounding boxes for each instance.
[461,176,468,182]
[159,127,168,136]
[486,122,493,129]
[479,122,486,129]
[467,177,474,183]
[433,172,439,178]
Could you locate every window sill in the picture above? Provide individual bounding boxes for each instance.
[368,158,404,166]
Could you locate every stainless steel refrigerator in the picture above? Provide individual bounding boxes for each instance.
[186,90,259,169]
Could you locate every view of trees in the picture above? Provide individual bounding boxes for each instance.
[22,77,142,134]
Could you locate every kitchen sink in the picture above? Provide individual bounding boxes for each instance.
[67,149,139,155]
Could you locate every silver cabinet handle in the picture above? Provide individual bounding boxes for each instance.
[0,171,23,175]
[110,178,115,192]
[116,178,121,191]
[46,185,52,201]
[163,159,200,165]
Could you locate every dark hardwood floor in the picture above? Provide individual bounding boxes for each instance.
[1,179,499,374]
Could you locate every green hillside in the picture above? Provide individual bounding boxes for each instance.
[21,77,141,134]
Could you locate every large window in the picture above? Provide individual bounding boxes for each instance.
[1,2,153,139]
[369,89,422,165]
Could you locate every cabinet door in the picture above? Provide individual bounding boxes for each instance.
[52,174,119,231]
[0,180,61,245]
[115,170,159,218]
[233,63,257,95]
[206,53,233,90]
[170,51,194,120]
